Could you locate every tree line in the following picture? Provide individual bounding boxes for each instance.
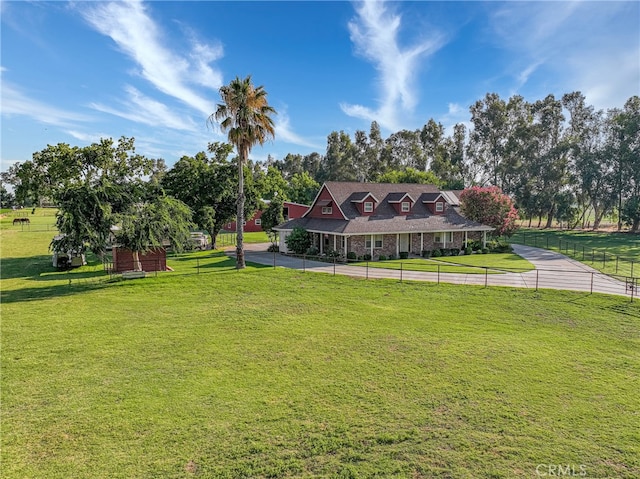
[266,92,639,231]
[2,91,638,245]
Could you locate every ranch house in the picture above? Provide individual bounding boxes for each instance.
[274,182,493,258]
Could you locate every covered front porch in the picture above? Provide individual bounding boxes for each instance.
[308,230,488,259]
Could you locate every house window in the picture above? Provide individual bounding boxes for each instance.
[435,232,454,243]
[401,201,410,212]
[364,201,374,213]
[254,218,261,225]
[435,202,444,212]
[322,206,332,215]
[365,234,383,249]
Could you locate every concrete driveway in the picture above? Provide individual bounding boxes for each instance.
[232,243,633,298]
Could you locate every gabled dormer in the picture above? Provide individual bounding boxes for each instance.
[350,192,379,216]
[422,192,447,215]
[387,193,415,215]
[304,184,348,220]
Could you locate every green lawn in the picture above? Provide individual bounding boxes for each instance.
[430,252,536,272]
[511,228,640,278]
[352,253,534,274]
[2,219,640,478]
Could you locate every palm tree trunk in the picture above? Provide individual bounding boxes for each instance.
[236,150,246,269]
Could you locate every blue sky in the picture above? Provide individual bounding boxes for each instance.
[2,1,638,173]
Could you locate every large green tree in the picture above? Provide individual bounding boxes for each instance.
[114,196,194,271]
[161,143,253,249]
[212,76,276,269]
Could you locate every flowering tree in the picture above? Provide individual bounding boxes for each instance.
[460,186,519,237]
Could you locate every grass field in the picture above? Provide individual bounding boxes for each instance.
[2,214,640,478]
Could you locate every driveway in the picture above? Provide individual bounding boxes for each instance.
[232,243,632,297]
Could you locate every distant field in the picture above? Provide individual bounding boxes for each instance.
[2,213,640,478]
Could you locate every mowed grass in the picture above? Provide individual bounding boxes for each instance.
[352,253,533,275]
[2,216,640,478]
[430,253,536,273]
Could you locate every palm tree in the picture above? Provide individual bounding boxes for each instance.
[211,76,276,269]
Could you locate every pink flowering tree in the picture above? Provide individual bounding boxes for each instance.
[460,186,519,237]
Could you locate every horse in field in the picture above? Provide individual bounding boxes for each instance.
[12,218,30,225]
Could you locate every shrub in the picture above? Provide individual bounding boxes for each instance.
[441,248,451,256]
[326,249,341,258]
[432,249,442,257]
[363,253,372,261]
[399,251,409,259]
[464,247,472,256]
[285,227,311,254]
[347,251,357,260]
[378,255,387,261]
[267,243,279,253]
[481,247,489,254]
[388,254,396,260]
[421,250,432,258]
[306,246,319,256]
[451,248,462,256]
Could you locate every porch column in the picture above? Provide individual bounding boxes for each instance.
[464,231,468,247]
[370,235,374,258]
[333,235,337,251]
[443,232,447,248]
[483,231,487,248]
[320,234,323,254]
[344,236,348,256]
[396,234,399,256]
[420,232,424,252]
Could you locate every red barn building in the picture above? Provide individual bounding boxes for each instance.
[225,201,310,233]
[112,247,168,272]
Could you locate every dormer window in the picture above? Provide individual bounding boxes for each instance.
[401,201,410,212]
[364,201,374,213]
[435,202,444,212]
[322,206,332,215]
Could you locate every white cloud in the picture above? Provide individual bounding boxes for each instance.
[89,85,198,131]
[1,80,91,127]
[341,0,445,131]
[489,1,639,109]
[79,0,222,117]
[274,109,322,150]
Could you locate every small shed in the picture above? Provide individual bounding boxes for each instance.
[112,247,168,273]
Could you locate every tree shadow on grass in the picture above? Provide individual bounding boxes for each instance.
[1,281,107,304]
[1,255,54,280]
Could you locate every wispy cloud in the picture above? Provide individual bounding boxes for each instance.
[274,109,322,150]
[489,2,639,109]
[79,0,222,117]
[341,0,445,131]
[1,79,91,127]
[89,85,198,131]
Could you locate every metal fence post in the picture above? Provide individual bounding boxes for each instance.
[400,262,403,282]
[197,258,200,274]
[303,255,306,273]
[366,261,369,280]
[590,272,594,294]
[484,267,488,288]
[273,251,276,269]
[631,279,635,303]
[632,260,635,279]
[437,264,440,285]
[535,269,539,292]
[603,252,606,269]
